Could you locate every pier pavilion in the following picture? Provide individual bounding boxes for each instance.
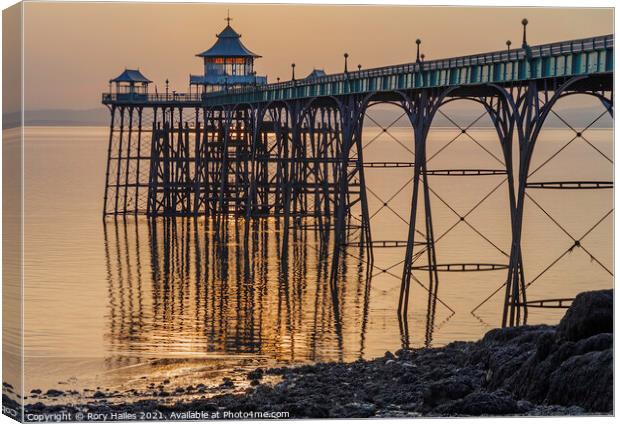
[190,16,267,93]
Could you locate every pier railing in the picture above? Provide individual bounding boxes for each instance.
[102,92,203,104]
[202,34,613,105]
[102,34,613,107]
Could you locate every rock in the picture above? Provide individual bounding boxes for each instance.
[330,402,376,418]
[484,344,536,391]
[395,349,416,361]
[286,400,330,418]
[92,391,107,399]
[545,348,612,412]
[501,331,613,411]
[423,375,478,408]
[247,368,264,381]
[534,331,555,360]
[557,290,612,341]
[44,389,64,397]
[481,324,552,346]
[398,371,417,384]
[524,404,586,416]
[573,332,613,353]
[435,390,524,416]
[220,378,234,389]
[30,389,42,394]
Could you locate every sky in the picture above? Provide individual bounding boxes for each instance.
[16,2,614,110]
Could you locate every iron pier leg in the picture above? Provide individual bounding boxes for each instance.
[103,106,117,217]
[421,154,440,341]
[399,132,424,317]
[352,121,374,264]
[113,108,126,215]
[134,108,144,215]
[122,107,134,215]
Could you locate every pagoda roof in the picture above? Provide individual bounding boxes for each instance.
[110,69,152,83]
[196,24,261,58]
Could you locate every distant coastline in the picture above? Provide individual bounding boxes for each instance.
[3,105,612,130]
[3,108,109,129]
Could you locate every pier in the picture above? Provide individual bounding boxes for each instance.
[101,19,613,327]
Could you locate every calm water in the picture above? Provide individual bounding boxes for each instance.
[15,116,613,397]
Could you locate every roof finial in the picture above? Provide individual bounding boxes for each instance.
[225,9,233,26]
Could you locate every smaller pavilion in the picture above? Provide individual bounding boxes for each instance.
[190,15,267,92]
[109,69,151,97]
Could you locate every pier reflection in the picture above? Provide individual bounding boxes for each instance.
[102,218,387,367]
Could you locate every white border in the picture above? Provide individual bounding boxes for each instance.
[0,2,616,424]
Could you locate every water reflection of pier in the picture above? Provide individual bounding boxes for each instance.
[103,218,448,367]
[103,218,371,364]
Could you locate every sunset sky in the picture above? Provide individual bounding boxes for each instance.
[19,2,614,110]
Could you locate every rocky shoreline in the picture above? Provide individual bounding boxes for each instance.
[4,290,613,419]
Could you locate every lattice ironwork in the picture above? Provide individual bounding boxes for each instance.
[470,83,613,327]
[412,263,509,272]
[425,169,508,176]
[397,93,516,332]
[517,298,573,309]
[345,240,426,248]
[526,181,613,189]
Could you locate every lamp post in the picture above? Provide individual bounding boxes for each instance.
[506,40,512,51]
[521,19,529,47]
[291,63,296,81]
[165,79,169,98]
[357,64,362,72]
[420,54,425,62]
[344,53,349,73]
[416,39,421,62]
